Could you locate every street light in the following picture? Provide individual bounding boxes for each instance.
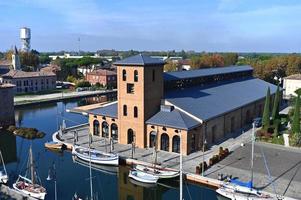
[47,162,57,200]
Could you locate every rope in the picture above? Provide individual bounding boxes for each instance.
[184,179,193,200]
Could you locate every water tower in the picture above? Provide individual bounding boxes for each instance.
[20,27,31,52]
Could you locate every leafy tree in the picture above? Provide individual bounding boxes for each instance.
[66,75,77,83]
[223,53,238,66]
[292,93,300,136]
[272,84,280,121]
[164,61,179,72]
[76,81,91,88]
[262,87,271,131]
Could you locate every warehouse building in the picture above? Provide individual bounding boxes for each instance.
[87,54,277,155]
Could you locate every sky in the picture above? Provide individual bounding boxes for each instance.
[1,0,301,52]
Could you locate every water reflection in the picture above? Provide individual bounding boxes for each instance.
[0,130,17,164]
[0,97,219,200]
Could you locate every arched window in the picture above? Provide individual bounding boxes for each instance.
[190,134,196,153]
[134,70,138,82]
[102,121,109,138]
[172,135,180,153]
[111,123,118,140]
[123,105,127,116]
[160,133,169,151]
[122,69,127,81]
[134,106,138,118]
[127,129,134,144]
[149,131,157,148]
[93,120,100,136]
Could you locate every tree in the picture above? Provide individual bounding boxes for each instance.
[262,87,271,131]
[292,93,300,136]
[164,61,178,72]
[272,84,280,121]
[223,53,238,66]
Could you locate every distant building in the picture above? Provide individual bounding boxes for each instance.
[0,83,15,128]
[86,69,117,88]
[85,55,277,155]
[0,49,56,94]
[283,74,301,98]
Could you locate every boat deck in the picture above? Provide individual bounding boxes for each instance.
[0,184,36,200]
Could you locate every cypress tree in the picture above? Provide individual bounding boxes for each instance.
[272,84,280,121]
[292,94,300,135]
[262,87,271,131]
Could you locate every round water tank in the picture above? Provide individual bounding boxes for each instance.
[20,28,31,39]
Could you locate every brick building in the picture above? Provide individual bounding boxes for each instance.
[0,70,56,94]
[0,83,15,128]
[87,54,277,155]
[86,69,117,88]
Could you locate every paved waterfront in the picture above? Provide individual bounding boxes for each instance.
[14,89,117,106]
[206,142,301,199]
[59,125,253,173]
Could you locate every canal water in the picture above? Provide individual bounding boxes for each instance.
[0,98,220,200]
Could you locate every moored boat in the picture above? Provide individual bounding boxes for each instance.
[13,146,46,200]
[0,150,8,184]
[128,169,159,184]
[135,164,179,179]
[44,141,66,151]
[72,145,119,166]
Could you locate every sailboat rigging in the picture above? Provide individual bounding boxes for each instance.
[13,145,46,200]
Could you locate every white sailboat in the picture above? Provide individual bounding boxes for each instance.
[13,146,46,200]
[216,123,274,200]
[130,127,179,184]
[72,145,119,166]
[0,150,9,184]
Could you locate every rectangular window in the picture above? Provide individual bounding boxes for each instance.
[127,83,134,94]
[152,70,155,81]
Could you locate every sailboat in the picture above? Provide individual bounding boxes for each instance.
[0,150,9,184]
[216,123,274,200]
[13,146,46,200]
[129,128,179,184]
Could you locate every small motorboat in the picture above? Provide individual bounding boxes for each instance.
[44,141,66,151]
[72,145,119,166]
[72,192,83,200]
[128,169,159,184]
[135,164,179,179]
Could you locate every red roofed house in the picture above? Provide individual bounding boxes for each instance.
[86,69,117,88]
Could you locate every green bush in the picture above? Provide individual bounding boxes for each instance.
[76,81,91,88]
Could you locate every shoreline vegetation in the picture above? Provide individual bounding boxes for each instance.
[7,126,45,139]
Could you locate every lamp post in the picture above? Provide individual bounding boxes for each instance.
[47,162,57,200]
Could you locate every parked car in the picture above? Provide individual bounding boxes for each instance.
[253,117,262,128]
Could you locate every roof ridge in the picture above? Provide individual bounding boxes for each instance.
[176,109,189,129]
[140,54,145,64]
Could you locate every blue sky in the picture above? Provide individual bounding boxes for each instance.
[1,0,301,52]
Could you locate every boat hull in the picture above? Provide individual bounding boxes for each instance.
[0,174,8,184]
[44,142,66,151]
[129,169,159,184]
[72,146,119,166]
[13,183,46,200]
[135,164,179,179]
[216,186,274,200]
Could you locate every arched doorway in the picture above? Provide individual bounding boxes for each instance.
[93,120,100,136]
[149,131,157,148]
[127,129,134,144]
[160,133,169,151]
[102,121,109,138]
[172,135,180,153]
[111,123,118,140]
[190,134,196,153]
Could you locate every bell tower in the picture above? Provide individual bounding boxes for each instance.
[114,54,164,148]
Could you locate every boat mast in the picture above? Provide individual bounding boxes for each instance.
[89,134,93,200]
[154,127,159,169]
[0,150,7,176]
[29,145,35,184]
[179,130,183,200]
[250,122,255,188]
